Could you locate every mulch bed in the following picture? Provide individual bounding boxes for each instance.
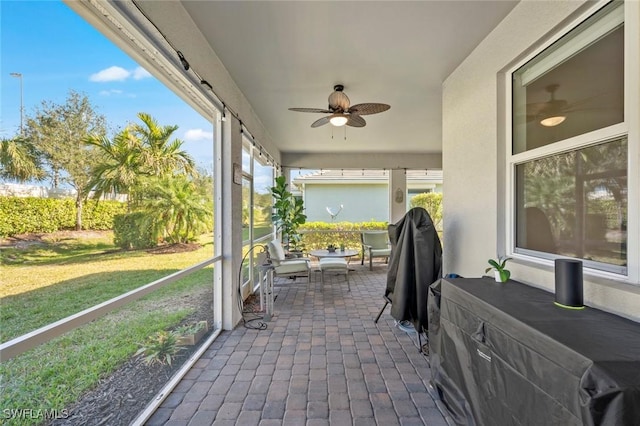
[48,290,215,426]
[47,293,266,425]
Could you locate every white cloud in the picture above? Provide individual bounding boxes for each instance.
[184,128,214,141]
[132,66,152,80]
[90,66,130,82]
[90,66,152,83]
[98,89,123,96]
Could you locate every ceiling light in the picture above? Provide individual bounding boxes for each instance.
[329,114,348,127]
[540,115,566,127]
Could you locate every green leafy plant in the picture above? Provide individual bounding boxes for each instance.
[327,243,338,252]
[174,321,206,336]
[298,220,387,251]
[269,175,307,251]
[485,256,512,282]
[0,197,126,237]
[135,330,184,366]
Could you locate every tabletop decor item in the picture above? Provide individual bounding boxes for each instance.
[485,256,511,282]
[554,259,584,309]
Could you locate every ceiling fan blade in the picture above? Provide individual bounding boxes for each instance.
[289,107,333,114]
[348,103,390,115]
[346,115,366,127]
[311,116,331,128]
[525,102,550,115]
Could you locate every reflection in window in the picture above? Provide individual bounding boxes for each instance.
[253,156,273,241]
[516,138,627,271]
[242,145,251,173]
[512,2,624,154]
[241,176,252,287]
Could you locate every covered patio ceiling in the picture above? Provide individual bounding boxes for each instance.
[129,1,518,159]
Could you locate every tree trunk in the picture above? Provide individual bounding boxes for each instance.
[75,195,83,231]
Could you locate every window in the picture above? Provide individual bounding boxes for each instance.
[253,154,273,241]
[510,1,628,274]
[240,138,275,293]
[515,138,627,273]
[512,2,624,154]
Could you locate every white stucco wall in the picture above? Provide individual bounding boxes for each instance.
[442,0,640,321]
[303,184,389,222]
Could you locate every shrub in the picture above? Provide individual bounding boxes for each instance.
[113,212,156,249]
[409,192,443,231]
[135,330,183,366]
[299,221,388,251]
[0,197,126,237]
[82,200,127,230]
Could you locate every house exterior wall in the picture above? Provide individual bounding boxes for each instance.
[303,184,389,222]
[443,0,640,321]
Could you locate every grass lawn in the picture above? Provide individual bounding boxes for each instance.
[0,231,215,425]
[242,224,273,242]
[1,231,213,341]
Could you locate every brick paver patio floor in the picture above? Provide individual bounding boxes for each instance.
[146,263,448,425]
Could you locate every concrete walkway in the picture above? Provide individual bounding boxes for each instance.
[147,264,448,425]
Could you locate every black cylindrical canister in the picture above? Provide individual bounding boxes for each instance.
[554,259,584,309]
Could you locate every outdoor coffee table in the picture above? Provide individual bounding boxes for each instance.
[308,249,359,260]
[308,249,359,277]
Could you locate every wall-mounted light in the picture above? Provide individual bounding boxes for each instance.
[395,188,404,204]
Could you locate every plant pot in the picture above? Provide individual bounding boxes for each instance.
[495,271,505,282]
[176,321,208,346]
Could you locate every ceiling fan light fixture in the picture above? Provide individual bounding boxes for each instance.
[290,85,389,128]
[540,115,566,127]
[329,114,348,127]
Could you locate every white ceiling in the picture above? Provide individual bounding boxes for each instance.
[145,1,518,156]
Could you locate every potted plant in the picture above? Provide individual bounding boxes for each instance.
[174,320,208,346]
[327,243,337,253]
[486,256,512,282]
[270,175,307,253]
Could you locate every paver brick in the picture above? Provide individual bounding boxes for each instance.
[147,267,447,425]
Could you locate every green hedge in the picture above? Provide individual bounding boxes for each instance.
[299,221,388,251]
[0,197,127,237]
[113,212,156,249]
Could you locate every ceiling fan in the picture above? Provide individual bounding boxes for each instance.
[526,83,606,127]
[289,85,390,128]
[526,84,571,127]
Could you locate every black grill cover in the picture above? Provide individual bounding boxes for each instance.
[386,207,442,333]
[428,277,640,426]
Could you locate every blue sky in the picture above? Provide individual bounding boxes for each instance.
[1,0,214,170]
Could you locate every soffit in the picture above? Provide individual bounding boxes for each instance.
[139,1,519,156]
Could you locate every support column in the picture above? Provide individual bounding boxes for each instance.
[219,115,243,330]
[389,169,407,224]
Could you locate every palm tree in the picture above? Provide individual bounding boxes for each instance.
[86,127,145,204]
[88,113,203,246]
[132,113,196,178]
[0,136,45,182]
[136,176,212,244]
[87,113,198,203]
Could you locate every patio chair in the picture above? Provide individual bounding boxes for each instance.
[265,239,311,282]
[361,231,392,270]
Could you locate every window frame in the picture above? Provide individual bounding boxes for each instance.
[240,137,276,295]
[505,0,638,284]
